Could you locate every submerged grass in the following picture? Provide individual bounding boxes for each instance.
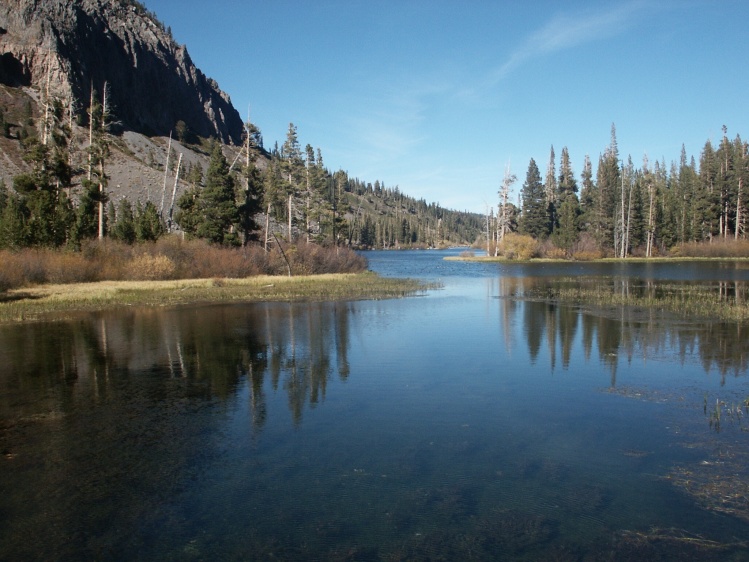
[544,281,749,323]
[0,273,432,324]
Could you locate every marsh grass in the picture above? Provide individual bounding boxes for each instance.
[0,273,433,323]
[672,239,749,258]
[542,279,749,323]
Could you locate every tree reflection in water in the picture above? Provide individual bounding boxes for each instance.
[497,276,749,385]
[0,301,355,433]
[2,275,749,559]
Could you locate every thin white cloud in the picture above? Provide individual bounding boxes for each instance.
[339,77,452,162]
[485,2,648,89]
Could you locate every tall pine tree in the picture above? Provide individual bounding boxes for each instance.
[180,141,240,245]
[519,158,548,239]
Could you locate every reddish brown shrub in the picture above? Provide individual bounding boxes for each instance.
[127,254,176,280]
[570,233,604,260]
[0,235,369,291]
[45,252,99,284]
[0,251,26,291]
[671,239,749,258]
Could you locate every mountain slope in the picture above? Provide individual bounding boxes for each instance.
[0,0,243,143]
[0,0,483,247]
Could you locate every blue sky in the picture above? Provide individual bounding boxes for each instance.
[144,1,748,214]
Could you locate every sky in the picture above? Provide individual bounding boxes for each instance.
[143,0,749,214]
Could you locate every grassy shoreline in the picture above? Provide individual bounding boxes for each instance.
[542,284,749,323]
[446,255,749,263]
[0,272,431,324]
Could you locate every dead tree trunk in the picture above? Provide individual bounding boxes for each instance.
[160,131,172,216]
[167,153,183,232]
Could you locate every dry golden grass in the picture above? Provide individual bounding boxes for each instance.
[0,273,430,324]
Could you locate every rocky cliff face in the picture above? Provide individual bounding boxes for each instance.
[0,0,244,144]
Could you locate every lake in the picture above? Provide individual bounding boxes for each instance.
[2,249,749,560]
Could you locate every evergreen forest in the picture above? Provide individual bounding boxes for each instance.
[0,89,483,252]
[491,124,749,258]
[1,83,747,260]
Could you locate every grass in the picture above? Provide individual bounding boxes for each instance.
[0,273,433,324]
[446,255,749,264]
[452,238,749,262]
[541,281,749,323]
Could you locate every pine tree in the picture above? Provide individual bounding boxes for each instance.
[674,145,697,243]
[304,144,316,242]
[72,183,99,246]
[11,103,75,248]
[281,123,304,240]
[519,158,549,239]
[235,120,263,245]
[330,170,349,246]
[697,139,720,240]
[544,145,557,233]
[0,180,7,215]
[135,201,164,242]
[111,199,136,243]
[595,132,620,251]
[0,193,27,249]
[174,186,202,238]
[238,161,263,244]
[578,154,595,233]
[558,147,578,199]
[195,142,240,245]
[734,135,749,238]
[261,157,284,250]
[552,194,579,254]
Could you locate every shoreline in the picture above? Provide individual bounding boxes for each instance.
[0,272,430,324]
[445,255,749,263]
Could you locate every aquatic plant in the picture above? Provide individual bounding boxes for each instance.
[541,279,749,323]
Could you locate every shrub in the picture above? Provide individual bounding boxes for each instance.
[0,235,369,289]
[45,252,99,284]
[0,252,23,292]
[19,250,47,284]
[498,233,539,260]
[543,246,568,260]
[287,241,367,275]
[127,254,176,280]
[570,233,603,260]
[571,250,602,262]
[670,239,749,258]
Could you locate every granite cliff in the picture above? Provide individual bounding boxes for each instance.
[0,0,243,144]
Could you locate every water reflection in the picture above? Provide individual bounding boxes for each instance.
[3,267,749,559]
[496,276,749,385]
[0,302,355,433]
[3,278,748,434]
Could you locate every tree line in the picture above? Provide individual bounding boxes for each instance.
[0,89,482,251]
[492,124,749,257]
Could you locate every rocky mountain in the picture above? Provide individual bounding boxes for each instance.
[0,0,243,144]
[0,0,483,248]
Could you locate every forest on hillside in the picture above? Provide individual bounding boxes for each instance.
[489,124,749,259]
[0,86,482,251]
[1,80,746,259]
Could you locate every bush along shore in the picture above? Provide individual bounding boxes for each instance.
[453,236,749,262]
[0,237,432,323]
